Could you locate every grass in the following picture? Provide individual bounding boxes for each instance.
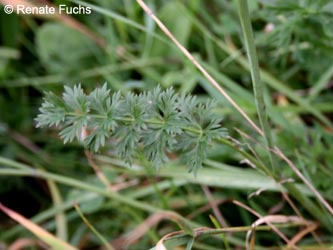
[1,0,333,249]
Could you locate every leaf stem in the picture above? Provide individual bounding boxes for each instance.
[64,112,206,138]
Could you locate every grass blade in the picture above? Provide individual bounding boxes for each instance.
[237,0,276,172]
[0,203,78,250]
[74,202,115,250]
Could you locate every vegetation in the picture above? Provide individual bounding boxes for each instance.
[1,0,333,249]
[35,84,227,173]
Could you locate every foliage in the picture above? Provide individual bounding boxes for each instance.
[1,0,333,249]
[257,0,333,82]
[35,84,227,173]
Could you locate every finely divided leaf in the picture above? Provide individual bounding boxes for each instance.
[36,84,228,173]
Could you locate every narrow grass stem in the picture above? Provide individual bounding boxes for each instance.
[236,1,333,231]
[74,203,115,250]
[237,0,276,173]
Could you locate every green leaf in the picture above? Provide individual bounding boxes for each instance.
[35,92,67,128]
[63,84,89,114]
[36,84,228,173]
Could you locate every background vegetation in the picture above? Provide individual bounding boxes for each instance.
[0,0,333,249]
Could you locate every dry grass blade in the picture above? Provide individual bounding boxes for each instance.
[7,238,45,250]
[288,223,319,249]
[201,185,228,228]
[112,211,184,249]
[187,198,230,220]
[155,227,209,250]
[232,200,291,245]
[85,150,116,192]
[274,147,333,215]
[156,230,184,250]
[236,127,333,228]
[85,150,140,193]
[0,203,78,250]
[246,215,310,250]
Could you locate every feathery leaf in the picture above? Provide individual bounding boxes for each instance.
[36,84,228,173]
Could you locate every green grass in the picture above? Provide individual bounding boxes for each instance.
[1,0,333,249]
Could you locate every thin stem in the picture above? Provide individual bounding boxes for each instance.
[274,147,333,216]
[282,182,333,231]
[237,0,276,173]
[67,112,107,119]
[232,200,290,244]
[237,1,333,232]
[85,150,116,192]
[163,222,309,240]
[74,203,115,250]
[217,137,271,176]
[64,111,206,137]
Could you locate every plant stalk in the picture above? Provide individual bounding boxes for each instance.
[237,0,333,231]
[237,0,276,173]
